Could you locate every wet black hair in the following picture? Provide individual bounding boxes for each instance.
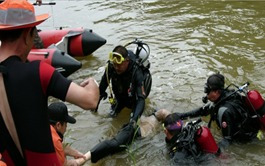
[0,27,36,42]
[0,29,23,42]
[164,113,183,136]
[112,45,128,58]
[206,73,225,90]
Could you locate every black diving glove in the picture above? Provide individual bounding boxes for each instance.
[177,102,215,119]
[92,92,108,112]
[176,107,204,120]
[129,119,138,129]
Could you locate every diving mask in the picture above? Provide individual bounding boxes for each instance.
[204,83,212,94]
[109,52,125,64]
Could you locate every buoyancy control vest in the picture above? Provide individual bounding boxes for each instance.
[215,91,249,126]
[208,88,259,141]
[167,119,219,159]
[109,62,135,99]
[125,39,152,98]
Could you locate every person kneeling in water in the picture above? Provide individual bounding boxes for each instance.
[163,113,220,164]
[75,109,171,163]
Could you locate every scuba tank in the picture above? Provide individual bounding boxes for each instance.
[124,38,151,68]
[224,82,265,130]
[124,39,152,98]
[195,126,219,154]
[188,119,219,154]
[171,118,219,156]
[245,90,265,130]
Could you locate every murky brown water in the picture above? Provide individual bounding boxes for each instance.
[36,0,265,165]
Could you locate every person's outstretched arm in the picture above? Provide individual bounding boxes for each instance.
[63,147,91,166]
[66,78,99,110]
[64,145,86,159]
[99,64,111,97]
[178,107,204,119]
[177,102,213,120]
[41,60,99,110]
[130,68,145,122]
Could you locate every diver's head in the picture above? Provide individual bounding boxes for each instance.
[163,113,183,140]
[109,45,129,74]
[204,73,224,102]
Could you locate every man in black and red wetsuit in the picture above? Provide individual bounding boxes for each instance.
[177,73,260,147]
[0,0,99,165]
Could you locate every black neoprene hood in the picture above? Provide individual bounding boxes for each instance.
[206,73,225,90]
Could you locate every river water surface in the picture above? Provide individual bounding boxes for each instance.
[35,0,265,165]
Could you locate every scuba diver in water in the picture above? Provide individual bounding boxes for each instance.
[176,73,260,147]
[98,39,152,123]
[163,113,220,165]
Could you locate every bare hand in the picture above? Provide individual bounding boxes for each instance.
[73,151,86,160]
[66,159,79,166]
[80,78,98,87]
[64,145,86,160]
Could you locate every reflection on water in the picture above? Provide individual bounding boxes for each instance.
[36,0,265,165]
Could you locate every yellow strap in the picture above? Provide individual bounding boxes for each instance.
[106,63,113,97]
[257,130,264,140]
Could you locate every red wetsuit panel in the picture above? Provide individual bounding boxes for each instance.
[39,61,55,95]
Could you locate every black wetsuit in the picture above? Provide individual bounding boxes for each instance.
[90,122,136,163]
[99,59,145,122]
[179,90,260,144]
[0,56,71,165]
[92,55,146,163]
